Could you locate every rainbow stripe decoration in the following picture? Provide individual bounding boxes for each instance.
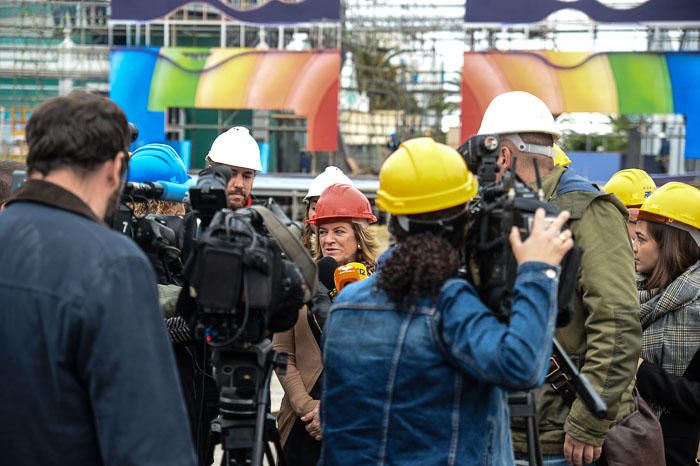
[110,47,340,152]
[461,51,700,159]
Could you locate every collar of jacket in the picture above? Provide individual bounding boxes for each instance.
[640,260,700,327]
[6,179,104,225]
[535,164,567,201]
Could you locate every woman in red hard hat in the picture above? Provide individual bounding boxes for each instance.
[309,183,379,272]
[272,183,379,466]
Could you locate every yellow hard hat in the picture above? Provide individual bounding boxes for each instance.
[603,169,657,208]
[553,144,571,167]
[639,182,700,231]
[376,137,478,215]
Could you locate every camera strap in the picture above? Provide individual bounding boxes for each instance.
[250,206,318,301]
[545,356,577,406]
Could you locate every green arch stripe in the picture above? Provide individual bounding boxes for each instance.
[608,53,673,115]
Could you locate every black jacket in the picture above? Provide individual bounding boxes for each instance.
[0,180,196,466]
[637,349,700,466]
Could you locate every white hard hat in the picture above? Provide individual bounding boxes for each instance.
[206,126,262,171]
[305,166,353,200]
[477,91,561,140]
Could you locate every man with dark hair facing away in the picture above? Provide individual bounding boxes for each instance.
[0,91,196,466]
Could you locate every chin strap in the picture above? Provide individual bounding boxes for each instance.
[503,133,554,158]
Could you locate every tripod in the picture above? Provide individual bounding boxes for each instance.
[509,391,543,466]
[210,339,288,466]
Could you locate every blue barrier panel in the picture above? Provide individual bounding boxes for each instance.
[568,152,622,184]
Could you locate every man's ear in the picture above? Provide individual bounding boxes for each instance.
[107,152,126,187]
[499,144,513,170]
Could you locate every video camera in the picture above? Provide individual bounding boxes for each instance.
[185,206,305,346]
[183,164,312,347]
[113,181,186,283]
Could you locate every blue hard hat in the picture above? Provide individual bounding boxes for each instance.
[128,143,190,184]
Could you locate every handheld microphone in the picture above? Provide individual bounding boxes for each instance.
[123,181,188,203]
[311,256,339,322]
[334,262,368,292]
[317,256,339,292]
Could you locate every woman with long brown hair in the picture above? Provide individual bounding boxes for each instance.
[272,183,379,466]
[633,182,700,466]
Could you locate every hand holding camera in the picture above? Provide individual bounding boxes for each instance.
[509,208,574,267]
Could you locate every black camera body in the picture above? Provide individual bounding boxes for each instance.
[186,207,303,346]
[189,165,230,226]
[459,133,501,183]
[113,190,185,285]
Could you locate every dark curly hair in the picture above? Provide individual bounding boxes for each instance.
[377,205,467,305]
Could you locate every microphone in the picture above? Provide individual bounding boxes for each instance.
[311,256,339,324]
[334,262,368,292]
[317,256,339,292]
[123,181,188,203]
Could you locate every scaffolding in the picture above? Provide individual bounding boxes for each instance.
[2,1,699,172]
[0,1,110,158]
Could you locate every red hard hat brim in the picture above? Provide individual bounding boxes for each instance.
[306,214,377,225]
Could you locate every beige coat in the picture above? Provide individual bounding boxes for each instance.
[272,306,323,446]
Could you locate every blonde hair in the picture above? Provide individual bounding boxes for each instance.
[314,221,379,274]
[129,200,185,217]
[353,223,380,274]
[301,201,317,256]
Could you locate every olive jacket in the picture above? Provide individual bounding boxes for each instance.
[512,166,642,455]
[272,306,323,446]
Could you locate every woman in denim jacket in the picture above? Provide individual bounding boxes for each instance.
[320,138,574,466]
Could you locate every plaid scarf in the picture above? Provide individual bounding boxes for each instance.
[639,261,700,378]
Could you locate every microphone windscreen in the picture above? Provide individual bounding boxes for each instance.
[334,262,368,292]
[317,256,338,291]
[158,181,189,202]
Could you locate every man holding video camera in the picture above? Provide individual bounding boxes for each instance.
[0,91,195,465]
[478,92,641,466]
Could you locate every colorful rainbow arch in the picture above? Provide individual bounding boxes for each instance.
[461,51,700,159]
[110,47,340,152]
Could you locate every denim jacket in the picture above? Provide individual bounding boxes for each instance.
[320,258,560,466]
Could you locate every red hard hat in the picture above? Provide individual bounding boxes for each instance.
[307,184,377,225]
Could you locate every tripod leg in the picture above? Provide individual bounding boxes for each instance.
[526,415,543,466]
[509,392,543,466]
[271,438,285,466]
[264,442,275,466]
[252,356,276,465]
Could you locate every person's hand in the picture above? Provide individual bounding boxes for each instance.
[301,404,322,441]
[564,433,602,466]
[509,209,574,267]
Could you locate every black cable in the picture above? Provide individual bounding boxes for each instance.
[207,272,250,349]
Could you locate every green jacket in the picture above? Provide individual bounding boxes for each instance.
[512,166,642,454]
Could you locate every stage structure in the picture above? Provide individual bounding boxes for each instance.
[109,0,341,170]
[463,0,700,173]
